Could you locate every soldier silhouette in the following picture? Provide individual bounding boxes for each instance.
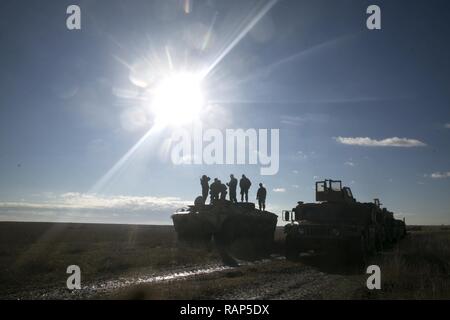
[239,174,252,202]
[227,174,238,203]
[209,178,220,203]
[256,183,267,211]
[219,180,228,200]
[200,175,210,204]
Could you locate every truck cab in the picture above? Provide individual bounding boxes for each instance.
[315,179,355,203]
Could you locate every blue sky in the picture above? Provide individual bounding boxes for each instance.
[0,0,449,225]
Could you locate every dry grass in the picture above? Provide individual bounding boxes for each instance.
[2,222,449,299]
[362,226,450,299]
[0,222,220,296]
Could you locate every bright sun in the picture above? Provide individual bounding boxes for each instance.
[151,72,205,126]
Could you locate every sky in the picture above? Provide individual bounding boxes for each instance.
[0,0,449,225]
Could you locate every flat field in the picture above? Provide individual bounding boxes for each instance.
[0,222,448,299]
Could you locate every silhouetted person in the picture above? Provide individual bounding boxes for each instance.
[194,196,204,207]
[210,178,220,203]
[256,183,267,211]
[239,174,252,202]
[219,181,228,200]
[227,174,238,203]
[200,175,210,204]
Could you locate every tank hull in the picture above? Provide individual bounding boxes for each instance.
[171,201,278,246]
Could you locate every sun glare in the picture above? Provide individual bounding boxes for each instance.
[151,73,205,126]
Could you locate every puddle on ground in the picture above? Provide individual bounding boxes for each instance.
[89,265,234,291]
[14,256,285,299]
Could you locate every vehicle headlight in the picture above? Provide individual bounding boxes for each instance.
[331,228,340,236]
[298,227,306,235]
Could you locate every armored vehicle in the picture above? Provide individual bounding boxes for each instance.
[282,180,382,263]
[378,206,407,246]
[172,198,278,250]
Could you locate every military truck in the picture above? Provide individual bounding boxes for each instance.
[172,198,278,252]
[282,180,382,263]
[379,206,407,246]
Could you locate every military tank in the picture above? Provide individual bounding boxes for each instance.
[172,198,278,251]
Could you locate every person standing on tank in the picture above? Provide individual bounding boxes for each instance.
[200,175,211,204]
[227,174,238,203]
[239,174,252,202]
[209,178,220,203]
[256,183,267,211]
[219,180,228,200]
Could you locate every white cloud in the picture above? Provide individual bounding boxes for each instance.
[291,185,300,189]
[296,150,316,160]
[297,151,308,159]
[292,170,299,174]
[0,193,190,224]
[273,188,286,193]
[280,115,304,126]
[334,136,426,147]
[280,114,328,126]
[425,172,450,179]
[445,123,450,129]
[344,161,355,166]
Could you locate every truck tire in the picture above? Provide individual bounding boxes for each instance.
[285,236,299,261]
[348,235,367,267]
[375,234,383,252]
[358,235,368,266]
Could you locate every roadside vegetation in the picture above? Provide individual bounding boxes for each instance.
[0,222,220,297]
[361,226,450,299]
[1,222,449,299]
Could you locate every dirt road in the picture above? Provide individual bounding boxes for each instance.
[5,254,366,300]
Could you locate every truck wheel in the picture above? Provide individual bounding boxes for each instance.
[285,237,299,261]
[349,235,367,267]
[358,235,368,266]
[375,235,383,252]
